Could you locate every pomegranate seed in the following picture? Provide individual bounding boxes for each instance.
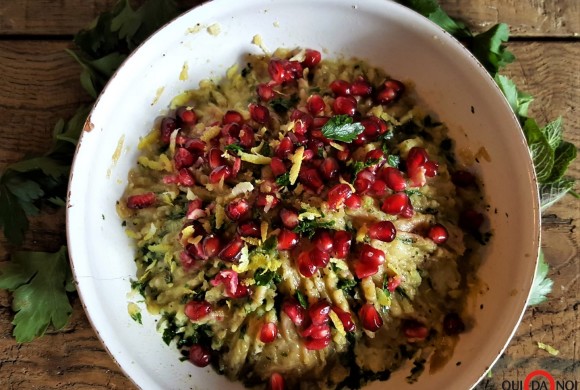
[127,192,156,209]
[186,242,206,261]
[257,83,275,101]
[268,373,285,390]
[209,165,231,183]
[301,323,330,339]
[297,251,317,277]
[354,260,379,279]
[460,209,484,231]
[174,147,194,170]
[184,300,212,321]
[443,313,466,335]
[330,79,351,96]
[223,110,244,125]
[381,167,407,191]
[303,149,315,160]
[232,157,242,177]
[277,229,299,250]
[186,199,204,220]
[402,320,429,341]
[239,124,255,148]
[400,201,415,219]
[302,49,322,68]
[270,157,287,177]
[370,115,389,134]
[375,79,405,105]
[312,116,330,129]
[291,111,313,135]
[260,322,278,343]
[359,118,380,139]
[202,235,222,257]
[359,304,383,332]
[452,170,476,187]
[307,95,325,116]
[350,76,372,96]
[249,103,270,124]
[368,221,397,242]
[309,300,331,325]
[182,138,206,154]
[359,244,385,266]
[299,167,324,193]
[353,132,368,146]
[333,231,352,258]
[225,198,251,221]
[282,299,306,326]
[336,147,351,161]
[310,248,330,268]
[268,59,289,84]
[189,344,211,367]
[218,236,244,261]
[332,306,356,332]
[370,179,388,196]
[208,148,225,169]
[345,193,362,209]
[176,168,195,186]
[285,60,304,79]
[428,223,448,244]
[222,123,241,139]
[406,147,429,171]
[276,137,295,158]
[327,183,353,209]
[237,221,261,237]
[313,230,334,253]
[179,251,196,270]
[333,96,357,116]
[424,160,439,177]
[176,106,197,126]
[304,337,331,350]
[365,149,385,163]
[382,193,409,215]
[354,169,375,193]
[319,157,339,180]
[160,117,177,144]
[386,275,401,292]
[231,283,251,299]
[280,208,299,229]
[256,193,280,210]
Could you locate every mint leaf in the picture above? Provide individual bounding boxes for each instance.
[472,24,515,75]
[522,118,554,182]
[541,117,563,150]
[540,179,575,212]
[548,141,576,182]
[495,75,534,118]
[401,0,472,39]
[528,251,553,306]
[322,115,365,142]
[0,247,72,342]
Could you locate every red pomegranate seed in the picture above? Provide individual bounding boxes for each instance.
[176,106,197,126]
[310,248,330,268]
[256,193,280,209]
[249,103,270,124]
[225,198,251,221]
[299,168,324,193]
[304,336,331,350]
[370,179,388,196]
[406,147,429,171]
[460,209,484,231]
[452,170,476,187]
[359,244,385,266]
[160,117,177,144]
[354,260,379,279]
[386,275,401,292]
[127,192,156,209]
[222,110,244,125]
[184,300,212,321]
[231,157,241,177]
[174,147,194,170]
[276,136,295,158]
[257,83,275,101]
[218,236,244,262]
[330,79,351,96]
[268,373,285,390]
[375,79,405,105]
[353,132,368,146]
[260,322,278,343]
[381,167,407,192]
[209,165,231,183]
[176,168,195,186]
[277,229,299,250]
[291,111,313,135]
[424,160,439,177]
[182,138,206,154]
[403,320,429,341]
[443,313,466,335]
[186,199,204,220]
[282,299,306,326]
[359,118,380,139]
[365,149,384,163]
[313,230,334,253]
[327,183,353,209]
[222,123,241,139]
[280,208,299,229]
[302,49,322,68]
[239,125,255,148]
[237,221,261,238]
[189,344,211,367]
[309,300,331,325]
[231,283,251,298]
[333,231,352,258]
[312,116,330,129]
[359,304,383,332]
[345,193,362,209]
[319,157,339,180]
[208,148,225,169]
[336,147,351,161]
[179,251,196,270]
[400,201,414,219]
[350,76,372,96]
[303,149,315,160]
[307,95,325,116]
[368,115,388,135]
[285,60,303,79]
[268,59,290,84]
[382,192,409,215]
[333,96,357,116]
[354,169,375,193]
[202,235,222,258]
[186,242,206,261]
[270,157,287,177]
[368,221,397,242]
[428,223,448,244]
[301,323,330,339]
[297,251,317,277]
[332,306,356,332]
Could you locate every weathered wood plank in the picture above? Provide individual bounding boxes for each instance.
[0,0,578,37]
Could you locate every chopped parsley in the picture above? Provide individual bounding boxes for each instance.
[294,218,335,239]
[321,115,365,142]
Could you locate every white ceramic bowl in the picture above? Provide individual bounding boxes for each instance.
[67,0,540,389]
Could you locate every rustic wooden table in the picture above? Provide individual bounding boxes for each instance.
[0,1,578,389]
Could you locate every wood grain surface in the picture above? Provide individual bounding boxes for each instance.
[0,0,578,389]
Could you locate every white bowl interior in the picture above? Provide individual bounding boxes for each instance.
[67,0,540,389]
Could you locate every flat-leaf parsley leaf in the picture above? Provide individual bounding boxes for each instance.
[322,115,365,143]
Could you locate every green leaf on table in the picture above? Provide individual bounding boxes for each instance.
[547,141,577,182]
[53,105,92,146]
[400,0,472,39]
[541,116,563,150]
[322,115,365,143]
[471,23,515,75]
[522,118,554,183]
[0,186,30,245]
[494,75,534,118]
[7,157,69,179]
[539,178,575,212]
[528,251,553,306]
[0,246,72,342]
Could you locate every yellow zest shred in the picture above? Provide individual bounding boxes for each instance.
[260,221,269,242]
[232,246,250,273]
[289,146,304,185]
[356,224,368,243]
[138,129,160,150]
[329,142,345,151]
[338,176,355,192]
[180,225,195,246]
[239,151,272,165]
[329,310,346,336]
[142,223,157,241]
[215,204,225,229]
[200,125,221,143]
[241,237,261,246]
